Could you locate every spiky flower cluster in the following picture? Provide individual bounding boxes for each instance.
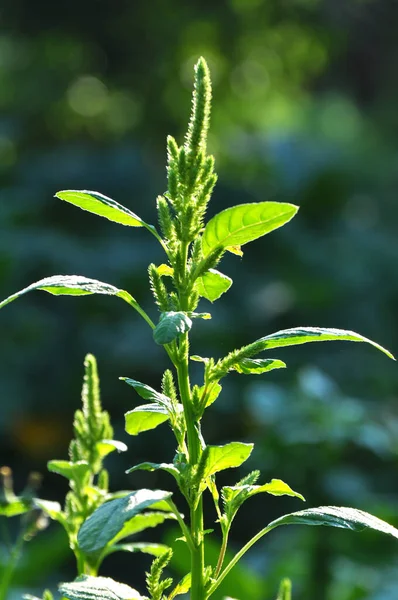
[150,58,220,315]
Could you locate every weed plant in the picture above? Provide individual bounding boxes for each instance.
[0,58,396,600]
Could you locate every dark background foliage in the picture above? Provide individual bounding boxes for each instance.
[0,1,397,598]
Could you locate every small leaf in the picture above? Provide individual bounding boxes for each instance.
[0,275,136,311]
[77,489,172,554]
[157,264,174,277]
[190,355,209,363]
[201,202,298,257]
[252,327,395,360]
[48,460,90,482]
[153,311,192,345]
[267,506,398,539]
[0,498,32,517]
[223,479,305,524]
[59,575,144,600]
[55,190,145,228]
[169,573,191,599]
[96,439,128,458]
[200,442,253,479]
[195,382,222,408]
[34,499,67,526]
[120,378,172,407]
[196,269,232,302]
[126,462,180,482]
[104,542,170,558]
[125,404,169,436]
[232,358,286,375]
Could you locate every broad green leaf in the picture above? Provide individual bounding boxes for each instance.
[59,575,144,600]
[0,498,31,517]
[55,190,145,228]
[251,327,395,360]
[125,404,169,436]
[120,378,172,407]
[196,269,232,302]
[232,358,286,375]
[104,542,169,558]
[77,489,172,554]
[0,276,137,311]
[267,506,398,539]
[126,462,180,482]
[111,511,175,544]
[222,479,305,524]
[201,202,298,257]
[48,460,90,482]
[96,439,128,458]
[169,573,191,599]
[200,442,254,480]
[153,311,192,345]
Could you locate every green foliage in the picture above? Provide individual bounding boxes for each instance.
[0,57,396,600]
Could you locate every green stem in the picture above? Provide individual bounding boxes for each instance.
[214,528,229,579]
[166,498,195,553]
[0,531,25,600]
[207,524,274,597]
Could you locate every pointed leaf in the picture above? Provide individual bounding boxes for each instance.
[126,462,180,482]
[120,378,172,407]
[196,269,232,302]
[125,404,169,436]
[59,575,144,600]
[157,264,174,277]
[222,479,304,525]
[77,489,172,554]
[48,460,90,483]
[169,574,191,599]
[55,190,145,228]
[202,202,298,257]
[232,358,286,375]
[96,439,128,458]
[200,442,253,480]
[251,327,395,359]
[0,276,137,311]
[104,542,169,558]
[153,311,192,345]
[267,506,398,539]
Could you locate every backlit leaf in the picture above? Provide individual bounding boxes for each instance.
[77,489,172,554]
[126,462,180,482]
[111,512,175,544]
[125,404,169,436]
[96,440,128,458]
[55,190,145,228]
[232,358,286,375]
[0,276,136,311]
[267,506,398,539]
[196,269,232,302]
[199,442,253,480]
[48,460,90,483]
[202,202,298,257]
[251,327,395,360]
[120,378,172,407]
[104,542,169,558]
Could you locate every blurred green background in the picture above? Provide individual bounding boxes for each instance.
[0,0,397,598]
